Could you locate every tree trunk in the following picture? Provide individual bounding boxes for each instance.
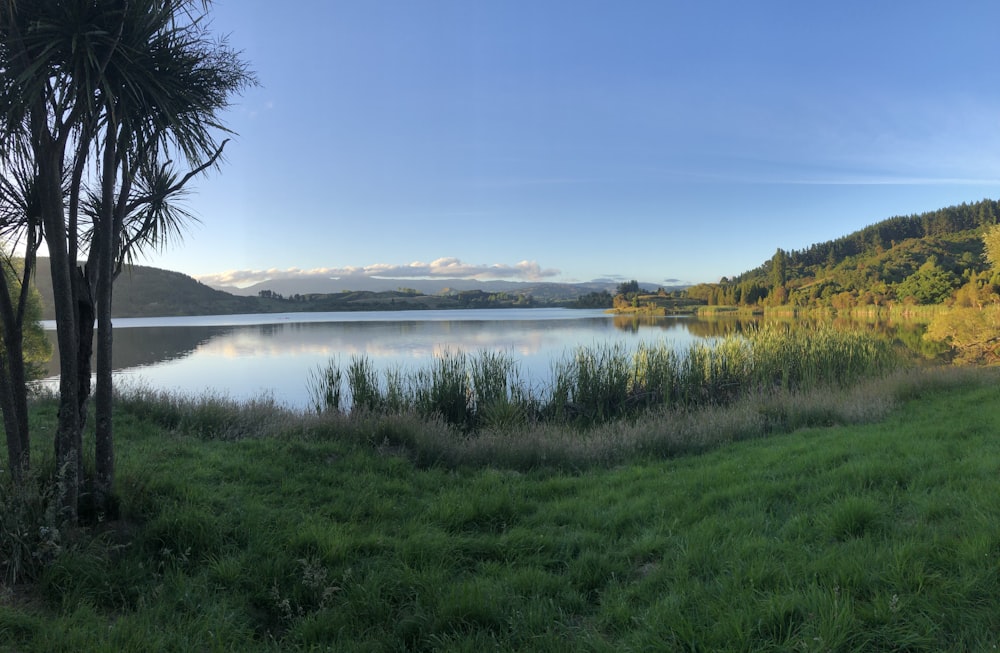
[0,355,25,481]
[75,265,94,429]
[94,289,114,511]
[40,158,81,523]
[94,121,118,512]
[0,263,29,481]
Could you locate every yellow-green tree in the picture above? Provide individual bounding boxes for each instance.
[924,227,1000,363]
[925,306,1000,364]
[983,224,1000,272]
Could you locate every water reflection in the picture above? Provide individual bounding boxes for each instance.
[41,308,935,409]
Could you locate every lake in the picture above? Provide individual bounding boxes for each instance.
[42,308,721,410]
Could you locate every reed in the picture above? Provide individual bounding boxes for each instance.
[412,350,472,428]
[346,355,381,413]
[306,359,343,415]
[469,350,536,430]
[551,342,632,423]
[302,326,897,430]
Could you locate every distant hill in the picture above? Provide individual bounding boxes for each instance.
[33,260,260,319]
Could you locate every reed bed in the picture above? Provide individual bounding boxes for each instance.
[306,324,898,430]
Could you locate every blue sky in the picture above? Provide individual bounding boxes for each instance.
[154,0,1000,288]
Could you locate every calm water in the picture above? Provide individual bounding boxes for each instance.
[43,308,717,409]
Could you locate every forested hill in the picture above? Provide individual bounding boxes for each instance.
[686,198,1000,308]
[32,261,261,320]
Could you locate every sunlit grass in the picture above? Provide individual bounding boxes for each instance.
[2,366,999,650]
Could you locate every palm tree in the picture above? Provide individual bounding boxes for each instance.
[81,0,254,511]
[0,0,254,519]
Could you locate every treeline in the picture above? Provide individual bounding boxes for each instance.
[257,288,540,310]
[685,198,1000,309]
[579,280,694,313]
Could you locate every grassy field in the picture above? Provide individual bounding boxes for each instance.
[2,366,1000,651]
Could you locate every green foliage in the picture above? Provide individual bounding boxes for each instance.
[896,259,960,304]
[0,258,52,381]
[616,280,641,296]
[770,247,788,288]
[982,223,1000,271]
[304,351,535,432]
[115,385,295,440]
[346,355,381,413]
[573,290,613,308]
[412,351,473,428]
[612,280,652,310]
[552,343,633,422]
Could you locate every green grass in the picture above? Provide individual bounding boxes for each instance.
[2,367,1000,650]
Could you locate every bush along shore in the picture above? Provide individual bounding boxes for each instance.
[4,327,1000,650]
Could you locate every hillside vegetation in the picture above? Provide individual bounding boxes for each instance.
[685,198,1000,309]
[31,261,259,320]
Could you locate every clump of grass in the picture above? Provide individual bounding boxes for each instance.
[346,355,381,413]
[0,468,62,586]
[306,359,343,414]
[336,366,980,471]
[552,342,632,422]
[412,350,473,428]
[114,385,295,441]
[470,351,538,430]
[746,323,898,391]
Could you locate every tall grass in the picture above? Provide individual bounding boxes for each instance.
[305,325,898,430]
[0,468,61,586]
[306,359,342,414]
[113,385,295,441]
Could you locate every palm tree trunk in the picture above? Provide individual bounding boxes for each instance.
[39,147,81,523]
[0,261,29,480]
[0,356,25,481]
[94,121,118,509]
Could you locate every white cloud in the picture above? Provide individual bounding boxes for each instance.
[196,257,561,288]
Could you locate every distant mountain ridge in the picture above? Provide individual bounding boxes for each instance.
[214,276,669,300]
